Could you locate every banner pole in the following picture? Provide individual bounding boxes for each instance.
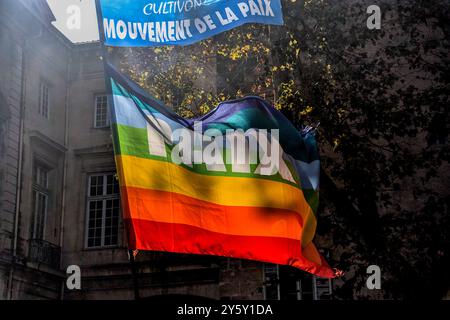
[94,0,141,300]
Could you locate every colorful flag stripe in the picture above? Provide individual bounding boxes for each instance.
[105,63,335,278]
[121,186,304,240]
[125,219,335,278]
[113,123,302,188]
[116,154,318,245]
[110,79,320,163]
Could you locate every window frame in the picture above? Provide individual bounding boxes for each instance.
[38,82,50,119]
[85,173,120,249]
[31,163,50,240]
[93,94,110,128]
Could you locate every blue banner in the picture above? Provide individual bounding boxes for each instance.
[98,0,284,47]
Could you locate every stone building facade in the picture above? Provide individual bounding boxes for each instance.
[0,0,327,300]
[0,0,71,300]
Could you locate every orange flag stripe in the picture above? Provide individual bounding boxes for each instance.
[121,186,304,240]
[116,154,318,245]
[125,218,335,278]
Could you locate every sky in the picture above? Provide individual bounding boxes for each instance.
[47,0,99,43]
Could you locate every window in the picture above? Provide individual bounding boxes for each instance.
[263,264,280,300]
[86,173,120,248]
[94,95,109,128]
[263,264,333,300]
[38,82,49,118]
[31,164,49,240]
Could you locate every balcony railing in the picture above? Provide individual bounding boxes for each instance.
[28,239,61,269]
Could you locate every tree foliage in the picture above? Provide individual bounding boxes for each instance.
[110,0,450,299]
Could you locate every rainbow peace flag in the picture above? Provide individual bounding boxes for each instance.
[106,64,335,278]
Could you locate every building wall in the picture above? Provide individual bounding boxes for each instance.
[0,0,71,300]
[0,1,26,300]
[0,0,301,301]
[62,43,130,299]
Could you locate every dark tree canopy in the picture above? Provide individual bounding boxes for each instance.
[109,0,450,299]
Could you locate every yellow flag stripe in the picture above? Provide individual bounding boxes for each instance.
[116,155,318,245]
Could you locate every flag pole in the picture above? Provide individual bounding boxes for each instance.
[128,250,141,300]
[94,0,141,300]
